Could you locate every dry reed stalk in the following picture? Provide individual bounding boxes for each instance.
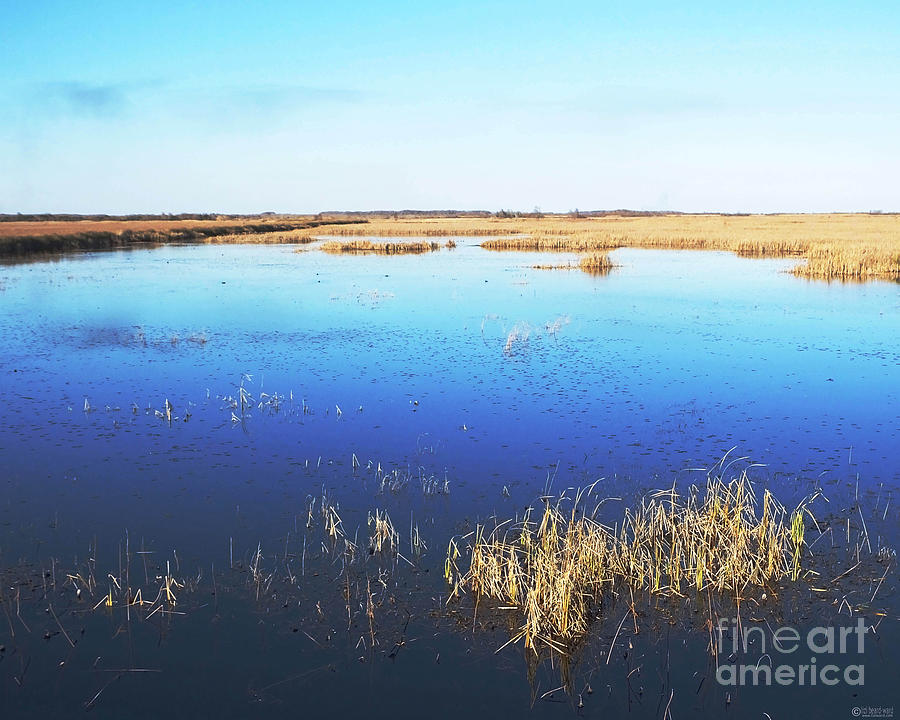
[368,509,399,556]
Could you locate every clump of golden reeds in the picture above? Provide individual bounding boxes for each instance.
[791,243,900,280]
[319,239,440,255]
[578,252,614,274]
[446,473,818,652]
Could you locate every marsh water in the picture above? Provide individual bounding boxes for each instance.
[0,243,898,718]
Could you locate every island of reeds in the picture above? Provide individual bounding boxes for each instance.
[317,238,455,254]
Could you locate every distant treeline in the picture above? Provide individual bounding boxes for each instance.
[317,210,495,220]
[316,209,689,220]
[5,210,896,224]
[3,210,685,222]
[0,213,254,222]
[0,220,362,257]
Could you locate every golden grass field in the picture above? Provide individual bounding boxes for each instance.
[305,214,900,281]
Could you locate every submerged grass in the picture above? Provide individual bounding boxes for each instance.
[446,472,822,653]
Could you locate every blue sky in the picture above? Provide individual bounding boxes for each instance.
[1,1,898,213]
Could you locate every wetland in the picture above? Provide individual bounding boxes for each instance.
[0,238,897,718]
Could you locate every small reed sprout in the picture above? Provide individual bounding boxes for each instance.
[368,509,399,557]
[545,315,570,337]
[421,472,451,496]
[503,322,531,355]
[410,520,427,559]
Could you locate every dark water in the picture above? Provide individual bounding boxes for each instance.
[0,243,897,718]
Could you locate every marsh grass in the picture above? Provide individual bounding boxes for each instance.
[309,215,900,281]
[0,220,363,258]
[319,239,443,254]
[446,472,824,652]
[791,242,900,280]
[308,220,516,238]
[207,228,321,245]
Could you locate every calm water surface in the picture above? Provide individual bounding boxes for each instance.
[0,244,897,718]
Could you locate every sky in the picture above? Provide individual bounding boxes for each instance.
[1,1,898,214]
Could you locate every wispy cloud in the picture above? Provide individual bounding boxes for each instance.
[47,81,128,114]
[6,80,364,131]
[226,84,363,109]
[517,85,727,117]
[30,80,162,118]
[174,84,365,126]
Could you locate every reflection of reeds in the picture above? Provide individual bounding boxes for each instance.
[447,473,821,652]
[319,239,441,255]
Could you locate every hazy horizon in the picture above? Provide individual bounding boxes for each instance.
[2,1,898,215]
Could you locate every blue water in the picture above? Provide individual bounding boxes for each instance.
[0,243,897,718]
